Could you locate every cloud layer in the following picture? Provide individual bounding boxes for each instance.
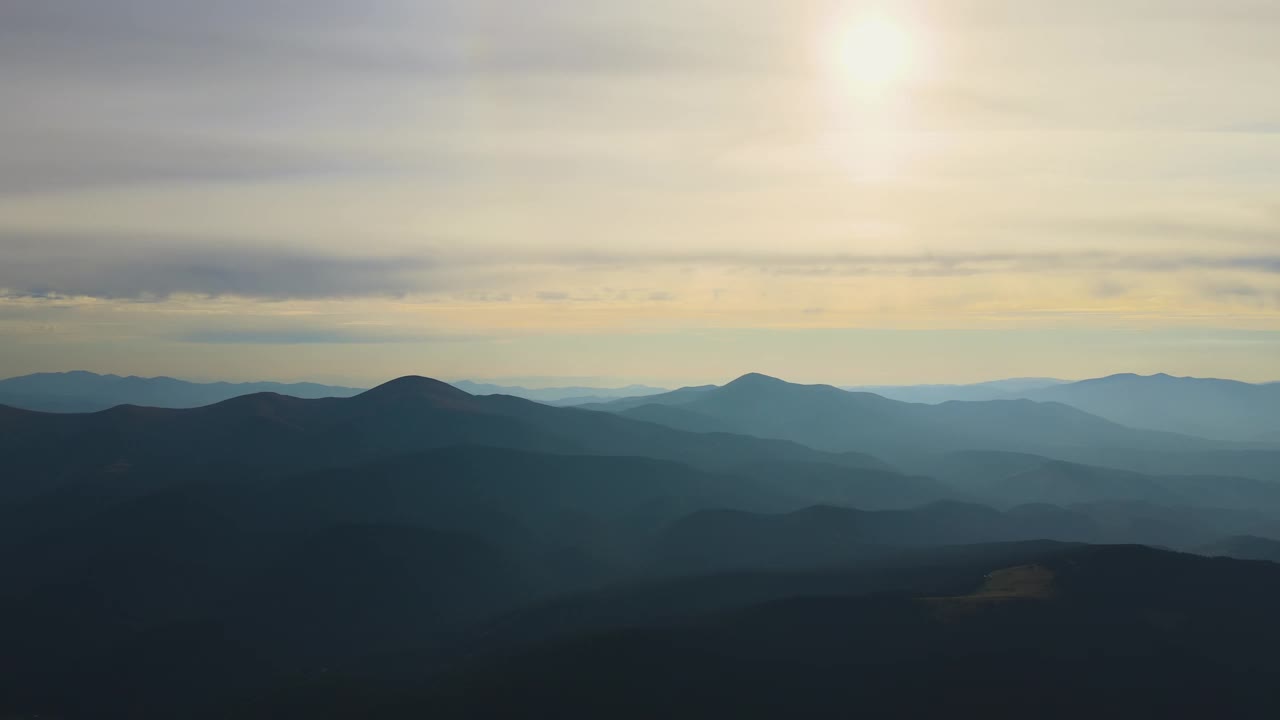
[1,0,1278,383]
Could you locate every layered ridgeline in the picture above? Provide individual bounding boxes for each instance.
[0,370,364,412]
[0,371,668,413]
[582,373,1280,480]
[450,380,669,406]
[843,377,1068,403]
[1017,373,1280,442]
[848,373,1280,442]
[0,375,897,503]
[5,374,1280,718]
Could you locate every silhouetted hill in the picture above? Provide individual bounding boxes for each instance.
[0,370,363,412]
[0,443,810,718]
[1020,373,1280,441]
[0,375,893,502]
[328,545,1280,719]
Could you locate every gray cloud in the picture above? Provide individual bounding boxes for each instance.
[1202,283,1280,307]
[0,129,366,194]
[0,0,733,197]
[511,249,1280,277]
[1091,280,1131,299]
[0,0,707,86]
[5,231,1280,302]
[177,328,484,345]
[0,235,438,299]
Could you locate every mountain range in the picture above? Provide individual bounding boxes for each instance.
[4,370,1280,718]
[844,377,1068,402]
[0,371,672,412]
[0,371,363,412]
[7,370,1277,445]
[586,372,1218,455]
[1016,373,1280,441]
[847,373,1280,442]
[450,380,669,405]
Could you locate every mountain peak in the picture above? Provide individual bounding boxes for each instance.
[358,376,474,402]
[724,372,788,388]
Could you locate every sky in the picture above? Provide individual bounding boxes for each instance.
[1,0,1278,387]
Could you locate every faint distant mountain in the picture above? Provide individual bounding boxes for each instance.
[1018,373,1280,442]
[843,377,1068,403]
[450,380,668,405]
[911,449,1280,513]
[578,384,717,412]
[588,372,1216,460]
[832,373,1280,443]
[0,371,363,413]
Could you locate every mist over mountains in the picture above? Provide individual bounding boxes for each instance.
[0,371,669,412]
[3,369,1280,717]
[847,374,1280,442]
[0,371,364,413]
[450,380,669,406]
[9,369,1278,444]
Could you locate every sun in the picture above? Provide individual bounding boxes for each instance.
[836,17,914,95]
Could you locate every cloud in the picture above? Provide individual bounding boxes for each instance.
[176,328,484,345]
[1202,283,1280,308]
[1091,280,1131,299]
[0,129,365,194]
[4,231,1280,302]
[512,249,1280,277]
[0,235,438,299]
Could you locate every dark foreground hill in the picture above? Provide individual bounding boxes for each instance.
[1198,535,1280,563]
[238,544,1280,720]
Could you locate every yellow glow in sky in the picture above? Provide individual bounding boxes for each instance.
[0,1,1278,385]
[836,16,915,96]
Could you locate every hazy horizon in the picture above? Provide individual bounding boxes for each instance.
[2,366,1277,392]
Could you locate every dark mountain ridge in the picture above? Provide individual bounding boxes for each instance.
[0,375,891,503]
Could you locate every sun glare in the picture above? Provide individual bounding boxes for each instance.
[836,17,914,95]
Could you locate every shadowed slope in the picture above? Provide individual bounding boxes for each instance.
[0,375,894,502]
